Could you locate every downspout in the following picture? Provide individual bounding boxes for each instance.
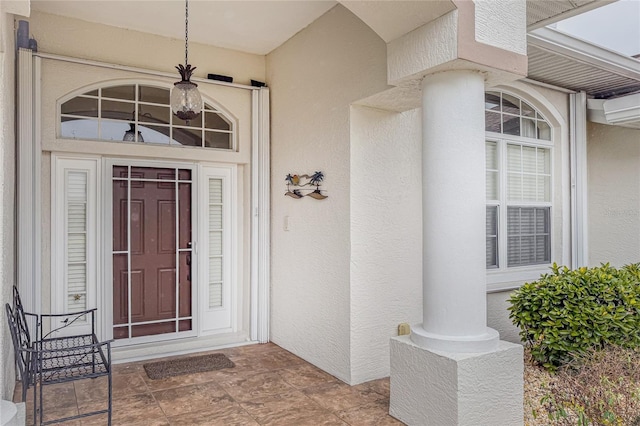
[569,91,588,268]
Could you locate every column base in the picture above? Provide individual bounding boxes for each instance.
[0,400,23,426]
[390,335,523,426]
[410,324,499,353]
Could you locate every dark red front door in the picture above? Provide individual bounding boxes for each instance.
[112,166,192,339]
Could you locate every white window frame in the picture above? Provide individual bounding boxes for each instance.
[485,90,555,286]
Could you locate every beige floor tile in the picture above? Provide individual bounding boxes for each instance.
[79,392,166,425]
[218,371,296,403]
[35,382,77,410]
[153,381,235,416]
[239,388,327,424]
[360,377,391,398]
[248,349,308,371]
[336,401,404,425]
[165,404,259,426]
[304,381,388,412]
[278,363,341,389]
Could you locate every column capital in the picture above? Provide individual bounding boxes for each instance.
[387,0,527,88]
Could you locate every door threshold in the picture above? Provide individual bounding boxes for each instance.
[111,332,254,364]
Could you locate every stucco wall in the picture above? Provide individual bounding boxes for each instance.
[350,106,423,383]
[267,5,389,383]
[588,122,640,266]
[487,291,521,344]
[0,10,17,400]
[27,11,265,85]
[474,0,527,55]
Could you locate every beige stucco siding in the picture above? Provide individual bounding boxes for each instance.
[267,5,390,384]
[588,122,640,266]
[27,11,265,86]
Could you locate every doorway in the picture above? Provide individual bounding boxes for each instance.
[111,165,195,340]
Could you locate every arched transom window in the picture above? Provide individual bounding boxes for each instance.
[59,83,234,149]
[484,91,553,271]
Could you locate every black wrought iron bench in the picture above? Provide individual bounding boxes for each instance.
[5,285,112,425]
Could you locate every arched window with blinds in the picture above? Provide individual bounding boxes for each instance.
[484,91,553,270]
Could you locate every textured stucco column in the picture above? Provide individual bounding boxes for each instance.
[390,69,523,425]
[411,70,498,352]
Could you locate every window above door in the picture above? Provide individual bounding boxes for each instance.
[59,83,236,150]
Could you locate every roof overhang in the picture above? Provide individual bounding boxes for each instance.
[527,27,640,129]
[526,0,614,30]
[527,27,640,99]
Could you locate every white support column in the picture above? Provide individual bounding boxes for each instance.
[410,70,498,353]
[390,70,523,425]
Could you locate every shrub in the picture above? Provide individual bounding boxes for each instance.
[509,263,640,370]
[546,346,640,425]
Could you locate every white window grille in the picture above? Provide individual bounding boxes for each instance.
[59,83,234,150]
[485,91,552,269]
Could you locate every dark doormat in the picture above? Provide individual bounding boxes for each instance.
[143,353,235,380]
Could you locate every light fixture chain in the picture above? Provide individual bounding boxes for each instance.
[185,0,189,66]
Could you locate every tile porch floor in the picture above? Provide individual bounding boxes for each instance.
[13,343,403,425]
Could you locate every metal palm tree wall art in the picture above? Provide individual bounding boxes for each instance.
[285,171,327,199]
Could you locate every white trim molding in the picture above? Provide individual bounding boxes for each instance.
[17,48,41,313]
[587,93,640,129]
[251,88,270,343]
[570,92,589,268]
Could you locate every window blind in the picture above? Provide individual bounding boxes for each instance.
[507,207,550,267]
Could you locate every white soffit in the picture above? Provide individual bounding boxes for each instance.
[30,0,337,55]
[526,0,613,30]
[338,0,455,43]
[527,28,640,99]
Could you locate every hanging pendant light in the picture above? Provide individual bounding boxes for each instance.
[123,123,144,142]
[123,111,144,142]
[170,0,203,122]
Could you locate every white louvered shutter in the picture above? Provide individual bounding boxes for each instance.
[66,171,88,314]
[208,178,224,308]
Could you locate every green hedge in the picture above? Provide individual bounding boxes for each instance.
[508,263,640,370]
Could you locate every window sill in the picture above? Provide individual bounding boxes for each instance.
[486,265,552,292]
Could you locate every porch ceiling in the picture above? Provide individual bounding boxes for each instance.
[30,0,611,56]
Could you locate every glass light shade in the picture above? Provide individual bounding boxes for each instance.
[171,81,203,121]
[123,123,144,142]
